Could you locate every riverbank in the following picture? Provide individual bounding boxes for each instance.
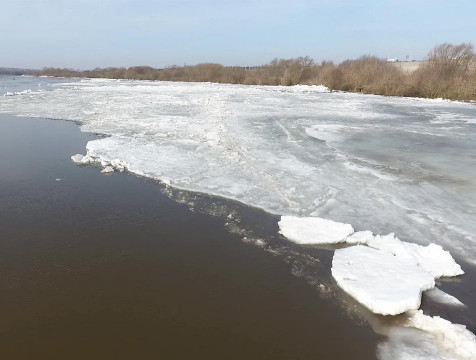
[35,43,476,102]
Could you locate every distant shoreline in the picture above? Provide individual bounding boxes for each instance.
[3,42,475,102]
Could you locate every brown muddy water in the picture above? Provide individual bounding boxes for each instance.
[0,114,379,359]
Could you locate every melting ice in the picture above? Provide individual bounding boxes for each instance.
[1,78,474,261]
[1,78,476,359]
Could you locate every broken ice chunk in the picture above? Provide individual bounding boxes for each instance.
[101,166,114,174]
[71,154,85,164]
[346,230,374,245]
[278,216,354,245]
[331,245,435,315]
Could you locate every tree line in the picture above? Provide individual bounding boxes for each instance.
[36,43,476,101]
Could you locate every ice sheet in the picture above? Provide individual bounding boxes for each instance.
[1,78,474,261]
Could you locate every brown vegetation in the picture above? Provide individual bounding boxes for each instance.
[36,43,476,101]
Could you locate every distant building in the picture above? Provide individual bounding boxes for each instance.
[386,58,399,63]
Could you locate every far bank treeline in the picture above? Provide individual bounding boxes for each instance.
[37,43,476,101]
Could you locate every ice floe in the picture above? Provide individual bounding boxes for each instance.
[425,287,465,307]
[378,310,476,360]
[331,245,435,315]
[330,238,463,314]
[278,215,464,314]
[279,213,471,356]
[278,216,353,244]
[101,166,114,174]
[332,231,462,314]
[71,151,127,173]
[345,230,374,245]
[3,89,32,97]
[402,242,464,278]
[357,233,464,278]
[71,154,85,164]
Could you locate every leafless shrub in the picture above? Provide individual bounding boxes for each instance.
[411,43,476,100]
[427,43,474,75]
[35,43,476,101]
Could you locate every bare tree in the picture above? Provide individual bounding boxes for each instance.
[427,43,475,75]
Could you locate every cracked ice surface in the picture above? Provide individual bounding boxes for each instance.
[1,78,476,261]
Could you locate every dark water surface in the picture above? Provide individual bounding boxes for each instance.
[0,114,379,359]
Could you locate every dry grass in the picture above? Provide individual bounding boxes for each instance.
[36,43,476,101]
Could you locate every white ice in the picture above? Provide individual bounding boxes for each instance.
[1,79,475,257]
[378,310,476,360]
[71,154,85,164]
[425,288,465,307]
[71,151,127,173]
[1,79,474,261]
[341,231,464,278]
[363,233,464,278]
[3,89,32,97]
[278,216,463,309]
[1,76,475,360]
[278,216,464,314]
[403,242,464,278]
[345,230,374,244]
[278,216,353,244]
[101,166,114,174]
[330,231,463,315]
[331,245,435,315]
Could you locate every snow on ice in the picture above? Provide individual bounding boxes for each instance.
[378,310,476,360]
[345,230,375,245]
[331,245,435,315]
[278,216,353,244]
[278,215,463,315]
[348,232,464,278]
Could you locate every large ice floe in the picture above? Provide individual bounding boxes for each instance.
[278,215,463,315]
[278,215,474,358]
[332,245,435,315]
[349,232,464,278]
[278,216,353,244]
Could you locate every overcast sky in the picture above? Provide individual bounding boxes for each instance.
[1,0,475,69]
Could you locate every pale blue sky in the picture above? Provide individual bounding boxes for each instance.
[1,0,475,69]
